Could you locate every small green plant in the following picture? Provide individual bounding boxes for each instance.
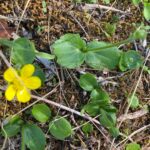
[1,103,73,150]
[143,66,150,74]
[132,23,150,39]
[52,33,143,71]
[52,34,120,69]
[36,25,45,33]
[0,38,54,68]
[119,50,143,72]
[126,142,141,150]
[132,0,150,20]
[42,0,47,13]
[82,123,93,134]
[104,23,116,37]
[79,73,119,137]
[128,94,140,109]
[103,0,110,4]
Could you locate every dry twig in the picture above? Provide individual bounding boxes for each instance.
[117,108,149,122]
[116,124,150,147]
[31,95,100,125]
[82,4,127,14]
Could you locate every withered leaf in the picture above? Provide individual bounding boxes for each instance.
[0,20,15,39]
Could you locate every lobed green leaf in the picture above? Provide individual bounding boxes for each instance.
[86,41,121,70]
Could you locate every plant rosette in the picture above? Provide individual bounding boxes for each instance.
[52,34,121,70]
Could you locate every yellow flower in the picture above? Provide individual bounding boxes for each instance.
[4,64,41,103]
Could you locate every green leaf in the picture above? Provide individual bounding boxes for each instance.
[1,116,23,137]
[109,127,120,138]
[74,0,82,3]
[0,39,13,47]
[84,102,100,116]
[99,109,119,138]
[36,51,55,60]
[81,0,97,3]
[31,104,51,123]
[53,34,122,70]
[11,38,36,66]
[103,105,117,114]
[2,124,21,137]
[90,88,110,102]
[22,123,46,150]
[143,66,150,74]
[53,34,86,50]
[2,124,21,138]
[132,0,140,5]
[82,123,93,134]
[79,73,98,91]
[86,41,121,70]
[99,109,116,128]
[103,0,110,4]
[86,0,97,3]
[126,143,141,150]
[49,117,72,140]
[84,100,108,116]
[42,0,47,13]
[33,66,46,84]
[104,23,116,37]
[8,115,23,124]
[132,29,147,39]
[53,42,85,68]
[119,50,143,71]
[128,95,139,109]
[143,3,150,20]
[36,25,45,33]
[52,34,86,68]
[144,25,150,30]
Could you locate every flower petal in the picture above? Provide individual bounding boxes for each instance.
[4,68,17,82]
[20,64,35,78]
[5,85,16,101]
[17,88,31,103]
[24,76,41,90]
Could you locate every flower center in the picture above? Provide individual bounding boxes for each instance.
[13,77,25,90]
